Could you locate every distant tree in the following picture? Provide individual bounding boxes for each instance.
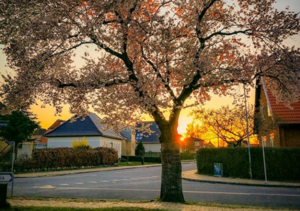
[135,141,145,165]
[0,111,39,149]
[185,122,204,139]
[192,105,255,147]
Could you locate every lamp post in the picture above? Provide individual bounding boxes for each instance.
[5,141,15,197]
[243,83,252,179]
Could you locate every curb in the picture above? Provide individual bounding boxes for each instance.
[182,170,300,188]
[182,177,300,188]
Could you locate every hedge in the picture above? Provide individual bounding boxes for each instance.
[122,152,195,163]
[14,147,118,172]
[196,147,300,181]
[122,156,161,163]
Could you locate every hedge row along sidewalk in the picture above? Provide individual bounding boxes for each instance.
[196,147,300,181]
[14,163,162,178]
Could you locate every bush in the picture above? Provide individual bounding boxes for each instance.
[122,156,161,163]
[196,147,300,181]
[181,150,196,160]
[14,147,118,172]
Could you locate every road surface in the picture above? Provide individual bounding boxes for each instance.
[12,163,300,209]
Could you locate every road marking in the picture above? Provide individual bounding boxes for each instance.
[59,184,69,186]
[112,180,119,182]
[75,182,84,185]
[88,181,98,184]
[39,185,55,189]
[100,180,109,182]
[51,187,300,197]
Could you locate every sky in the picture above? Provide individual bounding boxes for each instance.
[0,0,300,135]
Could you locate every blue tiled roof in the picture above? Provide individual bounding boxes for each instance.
[45,113,124,140]
[135,122,160,143]
[120,129,132,141]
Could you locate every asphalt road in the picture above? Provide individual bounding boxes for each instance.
[12,163,300,209]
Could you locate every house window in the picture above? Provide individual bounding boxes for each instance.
[195,142,199,147]
[270,133,274,147]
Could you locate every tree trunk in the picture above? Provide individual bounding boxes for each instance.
[159,129,185,202]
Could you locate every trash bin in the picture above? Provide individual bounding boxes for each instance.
[0,183,8,206]
[214,163,223,177]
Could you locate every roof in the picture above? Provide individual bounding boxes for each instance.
[120,129,133,142]
[259,76,300,124]
[265,88,300,123]
[135,121,160,143]
[255,78,300,124]
[45,113,124,140]
[186,137,204,142]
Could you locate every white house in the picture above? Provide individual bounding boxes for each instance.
[45,113,125,158]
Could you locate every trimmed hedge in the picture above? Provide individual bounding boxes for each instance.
[14,147,118,172]
[122,156,161,163]
[181,151,196,160]
[196,147,300,181]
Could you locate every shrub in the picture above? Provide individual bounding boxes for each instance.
[122,156,161,163]
[181,150,196,160]
[14,147,118,172]
[196,147,300,181]
[72,137,92,150]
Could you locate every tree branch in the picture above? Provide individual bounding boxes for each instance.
[141,46,177,101]
[204,29,252,41]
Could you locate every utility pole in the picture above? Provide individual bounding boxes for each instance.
[244,83,253,179]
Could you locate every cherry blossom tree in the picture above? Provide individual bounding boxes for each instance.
[1,0,300,202]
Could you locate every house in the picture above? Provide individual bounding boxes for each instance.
[45,113,127,157]
[120,128,136,156]
[254,78,300,147]
[204,141,215,148]
[135,121,161,153]
[181,137,205,153]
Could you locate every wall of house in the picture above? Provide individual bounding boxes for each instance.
[100,137,123,158]
[47,136,101,148]
[144,143,161,153]
[279,124,300,147]
[121,141,136,156]
[17,142,34,159]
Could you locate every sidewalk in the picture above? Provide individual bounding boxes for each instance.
[8,198,296,211]
[182,170,300,188]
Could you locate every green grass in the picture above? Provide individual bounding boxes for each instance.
[2,207,168,211]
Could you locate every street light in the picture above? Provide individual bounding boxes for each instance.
[243,83,252,179]
[5,141,15,197]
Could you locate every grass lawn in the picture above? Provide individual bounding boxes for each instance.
[3,207,168,211]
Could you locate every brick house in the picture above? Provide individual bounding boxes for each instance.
[254,78,300,147]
